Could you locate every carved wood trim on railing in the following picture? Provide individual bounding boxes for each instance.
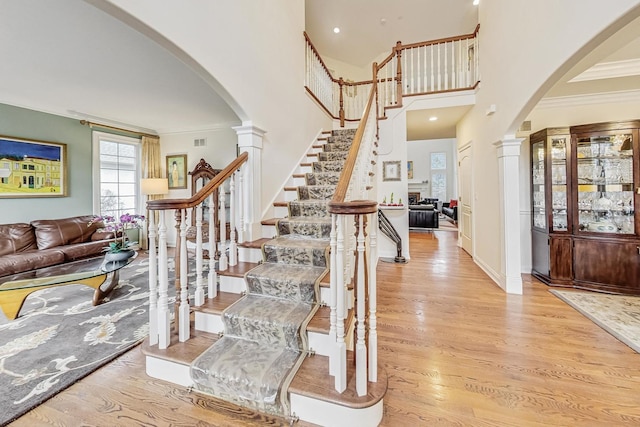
[147,152,248,211]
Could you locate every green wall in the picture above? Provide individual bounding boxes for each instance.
[0,103,93,224]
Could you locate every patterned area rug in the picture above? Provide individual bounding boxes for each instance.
[551,289,640,353]
[0,257,157,426]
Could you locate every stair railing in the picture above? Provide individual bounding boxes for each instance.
[146,152,249,349]
[328,71,379,396]
[305,25,480,123]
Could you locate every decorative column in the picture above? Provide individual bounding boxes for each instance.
[494,136,523,295]
[233,123,265,242]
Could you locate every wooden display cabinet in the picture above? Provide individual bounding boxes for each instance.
[531,121,640,294]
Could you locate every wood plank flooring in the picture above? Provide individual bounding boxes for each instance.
[10,230,640,426]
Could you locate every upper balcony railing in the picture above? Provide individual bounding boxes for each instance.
[304,25,480,125]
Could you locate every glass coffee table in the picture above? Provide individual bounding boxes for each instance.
[0,252,137,320]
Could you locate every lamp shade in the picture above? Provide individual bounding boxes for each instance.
[141,178,169,195]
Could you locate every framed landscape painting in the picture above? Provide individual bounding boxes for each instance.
[166,154,187,189]
[0,136,67,198]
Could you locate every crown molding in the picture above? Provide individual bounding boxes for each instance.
[537,89,640,109]
[157,121,243,136]
[569,59,640,82]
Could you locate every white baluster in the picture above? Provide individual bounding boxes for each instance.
[147,211,158,346]
[444,41,449,90]
[179,209,190,342]
[423,45,427,92]
[368,212,378,382]
[238,167,245,244]
[195,204,205,306]
[208,193,218,299]
[228,173,237,266]
[356,215,367,396]
[430,45,434,92]
[335,214,346,393]
[218,184,228,271]
[157,210,170,349]
[329,214,338,376]
[410,47,414,94]
[438,43,442,91]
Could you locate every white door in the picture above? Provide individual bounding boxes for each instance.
[459,144,473,255]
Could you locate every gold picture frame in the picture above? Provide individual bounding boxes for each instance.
[383,160,401,181]
[166,154,187,189]
[0,135,67,198]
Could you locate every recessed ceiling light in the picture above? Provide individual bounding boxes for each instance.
[473,0,479,5]
[333,27,340,34]
[429,116,438,121]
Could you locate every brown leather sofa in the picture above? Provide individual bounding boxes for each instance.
[0,215,115,277]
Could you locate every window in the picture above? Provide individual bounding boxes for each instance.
[430,152,447,202]
[92,132,141,218]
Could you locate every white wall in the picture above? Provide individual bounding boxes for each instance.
[101,0,332,222]
[456,0,640,288]
[322,55,373,82]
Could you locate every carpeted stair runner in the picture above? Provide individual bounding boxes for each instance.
[191,128,356,417]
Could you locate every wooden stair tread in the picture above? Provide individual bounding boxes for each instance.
[238,238,271,249]
[319,271,353,290]
[192,291,243,315]
[284,186,297,191]
[260,218,281,226]
[293,173,306,178]
[312,144,324,149]
[217,261,259,277]
[141,327,219,365]
[273,201,288,207]
[289,351,387,409]
[300,162,312,167]
[144,330,386,410]
[307,305,354,334]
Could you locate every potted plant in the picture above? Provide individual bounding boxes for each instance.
[88,213,145,261]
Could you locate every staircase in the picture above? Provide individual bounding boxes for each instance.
[143,128,385,426]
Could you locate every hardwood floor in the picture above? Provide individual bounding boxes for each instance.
[10,231,640,426]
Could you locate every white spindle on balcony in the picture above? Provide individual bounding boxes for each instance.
[207,192,217,299]
[228,173,237,266]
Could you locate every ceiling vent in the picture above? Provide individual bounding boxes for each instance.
[194,138,206,147]
[519,121,532,132]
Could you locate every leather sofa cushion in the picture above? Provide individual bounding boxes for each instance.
[0,249,65,277]
[0,223,38,256]
[31,215,103,250]
[58,240,112,261]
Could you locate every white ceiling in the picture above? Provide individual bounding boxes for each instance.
[0,1,638,139]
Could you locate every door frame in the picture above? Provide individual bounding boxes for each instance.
[458,141,474,256]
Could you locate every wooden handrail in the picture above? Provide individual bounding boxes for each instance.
[304,31,338,84]
[147,152,248,211]
[398,24,480,51]
[328,84,376,210]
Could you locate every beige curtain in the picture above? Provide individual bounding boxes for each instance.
[141,135,162,248]
[141,135,162,180]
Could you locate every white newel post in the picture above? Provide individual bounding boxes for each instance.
[233,123,265,242]
[494,137,524,295]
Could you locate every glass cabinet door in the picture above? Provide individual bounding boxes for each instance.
[532,140,546,230]
[575,132,635,235]
[550,136,568,231]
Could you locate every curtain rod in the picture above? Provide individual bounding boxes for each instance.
[80,120,159,138]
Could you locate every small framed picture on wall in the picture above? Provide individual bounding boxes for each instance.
[166,154,187,189]
[383,160,401,181]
